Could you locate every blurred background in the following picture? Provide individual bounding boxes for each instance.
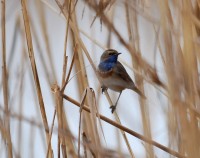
[0,0,200,158]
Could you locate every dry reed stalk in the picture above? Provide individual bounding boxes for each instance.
[73,43,101,157]
[50,33,78,157]
[90,0,114,28]
[56,25,79,158]
[30,19,54,86]
[82,132,88,157]
[0,117,12,156]
[78,88,103,157]
[180,1,200,157]
[7,15,20,69]
[54,85,67,157]
[56,1,136,157]
[82,132,96,157]
[29,6,61,157]
[52,85,77,157]
[63,94,186,158]
[53,23,69,158]
[52,4,80,155]
[0,92,186,158]
[21,0,53,157]
[85,88,102,157]
[0,106,43,129]
[0,105,78,143]
[61,48,76,92]
[19,14,50,151]
[1,0,13,157]
[48,7,78,156]
[46,108,56,158]
[157,0,183,156]
[61,26,69,86]
[54,0,96,75]
[52,33,78,156]
[28,71,50,149]
[78,89,86,156]
[125,3,154,158]
[17,47,26,158]
[56,1,106,157]
[57,134,60,158]
[35,0,57,82]
[156,1,200,157]
[31,2,76,156]
[17,15,49,151]
[105,4,115,58]
[13,16,25,158]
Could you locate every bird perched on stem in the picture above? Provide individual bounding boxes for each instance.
[98,49,145,113]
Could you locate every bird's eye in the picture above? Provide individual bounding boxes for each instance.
[109,52,114,55]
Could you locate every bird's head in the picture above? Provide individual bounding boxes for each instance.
[100,49,121,63]
[98,49,121,71]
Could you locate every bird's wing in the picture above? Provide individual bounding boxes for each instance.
[114,62,146,98]
[113,61,133,83]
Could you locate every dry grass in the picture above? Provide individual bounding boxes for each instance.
[0,0,200,157]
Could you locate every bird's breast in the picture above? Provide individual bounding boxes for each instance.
[97,68,113,78]
[98,69,126,92]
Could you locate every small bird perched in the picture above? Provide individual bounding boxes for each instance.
[98,49,145,113]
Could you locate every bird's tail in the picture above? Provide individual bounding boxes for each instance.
[132,86,146,99]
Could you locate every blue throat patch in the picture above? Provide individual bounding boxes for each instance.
[98,55,118,71]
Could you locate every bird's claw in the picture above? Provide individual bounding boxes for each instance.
[110,105,116,113]
[101,86,107,94]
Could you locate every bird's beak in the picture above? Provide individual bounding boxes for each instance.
[117,53,121,56]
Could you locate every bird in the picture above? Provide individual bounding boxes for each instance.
[97,49,145,113]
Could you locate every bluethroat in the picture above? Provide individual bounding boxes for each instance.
[98,49,145,113]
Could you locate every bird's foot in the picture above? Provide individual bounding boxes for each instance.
[110,105,116,113]
[101,86,107,94]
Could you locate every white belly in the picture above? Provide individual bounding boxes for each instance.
[100,76,126,92]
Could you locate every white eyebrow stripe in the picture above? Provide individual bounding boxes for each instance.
[107,49,117,53]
